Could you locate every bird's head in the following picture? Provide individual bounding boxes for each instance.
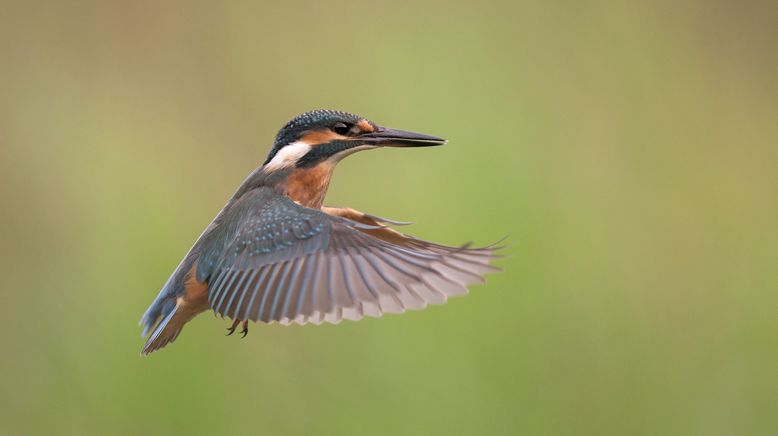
[262,109,446,171]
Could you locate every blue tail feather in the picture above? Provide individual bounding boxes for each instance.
[141,304,181,356]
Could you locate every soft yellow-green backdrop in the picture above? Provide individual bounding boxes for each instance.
[1,1,776,435]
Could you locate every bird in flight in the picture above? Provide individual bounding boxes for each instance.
[139,110,501,355]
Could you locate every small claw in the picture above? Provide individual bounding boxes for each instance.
[226,319,241,336]
[240,320,249,338]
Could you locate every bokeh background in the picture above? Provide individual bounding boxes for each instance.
[1,1,776,435]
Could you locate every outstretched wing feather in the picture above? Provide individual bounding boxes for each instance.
[198,188,500,325]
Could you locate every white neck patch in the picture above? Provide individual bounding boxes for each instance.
[264,141,312,171]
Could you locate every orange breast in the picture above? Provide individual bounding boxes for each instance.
[284,163,334,209]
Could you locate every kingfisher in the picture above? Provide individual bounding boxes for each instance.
[139,109,500,355]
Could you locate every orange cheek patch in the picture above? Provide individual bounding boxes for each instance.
[357,119,375,133]
[301,129,346,145]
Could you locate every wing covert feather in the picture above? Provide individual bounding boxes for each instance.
[200,189,500,325]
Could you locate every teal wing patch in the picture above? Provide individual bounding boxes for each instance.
[199,188,500,325]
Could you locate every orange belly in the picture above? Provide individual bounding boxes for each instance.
[176,261,211,321]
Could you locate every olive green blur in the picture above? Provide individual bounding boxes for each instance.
[1,1,776,435]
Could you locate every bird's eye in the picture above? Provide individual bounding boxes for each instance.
[332,122,351,135]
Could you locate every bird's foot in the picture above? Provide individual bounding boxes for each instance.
[226,318,241,336]
[240,320,249,338]
[226,319,249,338]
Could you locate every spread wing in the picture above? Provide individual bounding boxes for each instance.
[196,188,500,325]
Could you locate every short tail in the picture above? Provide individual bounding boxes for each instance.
[141,304,185,356]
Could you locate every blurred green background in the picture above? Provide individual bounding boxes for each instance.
[1,1,776,435]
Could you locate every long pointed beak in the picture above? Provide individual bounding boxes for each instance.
[360,126,447,147]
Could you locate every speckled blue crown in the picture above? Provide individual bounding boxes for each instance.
[275,110,361,145]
